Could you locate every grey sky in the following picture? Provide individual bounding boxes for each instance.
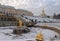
[0,0,60,16]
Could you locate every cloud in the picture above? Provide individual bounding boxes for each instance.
[0,0,60,16]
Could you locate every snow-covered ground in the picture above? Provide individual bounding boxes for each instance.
[23,16,60,23]
[35,23,60,29]
[0,27,60,41]
[0,16,60,41]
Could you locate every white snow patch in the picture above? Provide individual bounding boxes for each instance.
[0,27,60,41]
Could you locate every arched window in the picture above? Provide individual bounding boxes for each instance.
[1,17,3,21]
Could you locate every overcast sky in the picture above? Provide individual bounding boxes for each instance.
[0,0,60,16]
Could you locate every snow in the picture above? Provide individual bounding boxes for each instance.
[0,16,60,41]
[24,16,60,23]
[0,27,60,41]
[35,23,60,29]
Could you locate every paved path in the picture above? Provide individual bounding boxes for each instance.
[33,25,60,34]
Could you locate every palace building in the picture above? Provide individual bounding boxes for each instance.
[0,4,33,16]
[0,14,19,26]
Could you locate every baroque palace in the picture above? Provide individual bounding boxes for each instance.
[0,4,33,16]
